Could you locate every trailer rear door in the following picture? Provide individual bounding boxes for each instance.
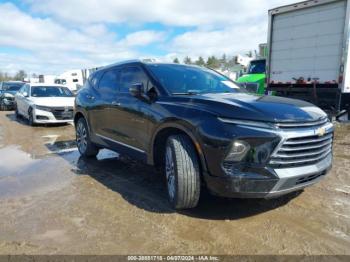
[269,0,346,84]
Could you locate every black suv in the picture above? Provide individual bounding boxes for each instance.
[74,60,334,209]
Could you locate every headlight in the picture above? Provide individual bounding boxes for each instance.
[225,140,250,162]
[3,98,10,104]
[35,105,52,112]
[218,117,275,129]
[224,138,280,165]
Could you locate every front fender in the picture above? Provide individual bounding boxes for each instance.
[148,119,208,172]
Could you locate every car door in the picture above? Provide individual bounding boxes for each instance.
[109,66,152,157]
[92,68,121,140]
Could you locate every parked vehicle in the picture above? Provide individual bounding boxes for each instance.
[74,60,334,209]
[0,81,25,111]
[267,0,350,119]
[15,83,75,125]
[237,58,266,94]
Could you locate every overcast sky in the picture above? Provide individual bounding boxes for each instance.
[0,0,296,75]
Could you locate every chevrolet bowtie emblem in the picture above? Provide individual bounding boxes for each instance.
[316,127,326,137]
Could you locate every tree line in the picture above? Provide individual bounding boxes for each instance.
[0,70,28,82]
[173,54,244,69]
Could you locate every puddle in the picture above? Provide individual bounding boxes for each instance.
[0,146,75,198]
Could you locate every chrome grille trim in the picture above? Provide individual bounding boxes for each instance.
[275,117,328,128]
[280,139,332,151]
[275,144,332,158]
[283,133,332,145]
[270,149,332,166]
[269,122,334,168]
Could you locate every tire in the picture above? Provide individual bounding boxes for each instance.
[165,134,201,209]
[15,106,20,118]
[28,108,35,126]
[76,117,99,157]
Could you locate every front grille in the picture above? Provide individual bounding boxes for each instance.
[275,117,328,129]
[51,107,74,120]
[279,170,327,190]
[269,132,333,168]
[296,172,326,185]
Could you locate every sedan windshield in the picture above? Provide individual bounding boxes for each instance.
[147,64,243,95]
[31,86,73,97]
[1,83,24,92]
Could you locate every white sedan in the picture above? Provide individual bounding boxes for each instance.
[15,83,75,125]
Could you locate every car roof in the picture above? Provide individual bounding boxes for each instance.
[99,59,201,71]
[29,83,68,88]
[2,81,25,84]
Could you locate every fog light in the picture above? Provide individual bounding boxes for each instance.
[225,140,250,162]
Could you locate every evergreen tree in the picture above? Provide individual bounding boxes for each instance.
[173,58,180,64]
[206,56,220,68]
[14,70,27,81]
[183,56,192,65]
[195,56,205,66]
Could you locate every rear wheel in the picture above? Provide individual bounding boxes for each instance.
[165,135,201,209]
[76,117,99,157]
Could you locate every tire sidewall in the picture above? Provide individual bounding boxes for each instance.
[165,139,179,206]
[28,109,35,126]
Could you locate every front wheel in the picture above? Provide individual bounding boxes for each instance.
[28,108,35,126]
[165,135,201,210]
[15,106,20,118]
[76,117,99,157]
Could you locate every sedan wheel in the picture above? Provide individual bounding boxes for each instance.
[28,109,35,126]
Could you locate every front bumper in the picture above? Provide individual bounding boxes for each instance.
[204,153,332,198]
[33,108,73,124]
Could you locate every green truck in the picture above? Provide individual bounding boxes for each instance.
[237,58,266,95]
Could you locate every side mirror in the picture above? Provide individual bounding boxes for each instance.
[129,83,143,97]
[23,92,28,97]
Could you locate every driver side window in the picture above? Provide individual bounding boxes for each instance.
[119,67,149,93]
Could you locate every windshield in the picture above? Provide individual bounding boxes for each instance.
[31,86,73,97]
[247,60,266,74]
[147,64,243,95]
[1,82,24,92]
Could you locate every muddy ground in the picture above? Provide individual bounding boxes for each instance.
[0,111,349,255]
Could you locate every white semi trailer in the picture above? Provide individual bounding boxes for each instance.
[267,0,350,118]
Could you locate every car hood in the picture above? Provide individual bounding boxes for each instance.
[1,91,16,97]
[169,93,327,123]
[30,97,75,107]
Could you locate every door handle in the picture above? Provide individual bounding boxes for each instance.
[86,94,95,100]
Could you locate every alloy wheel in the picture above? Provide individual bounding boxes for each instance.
[76,121,88,154]
[165,146,176,200]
